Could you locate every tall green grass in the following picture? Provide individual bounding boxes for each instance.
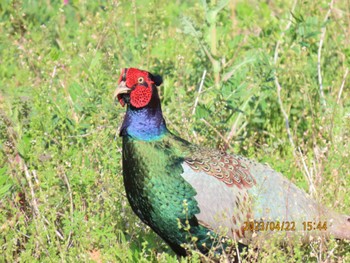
[0,0,349,262]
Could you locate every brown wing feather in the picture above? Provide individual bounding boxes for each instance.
[185,148,256,189]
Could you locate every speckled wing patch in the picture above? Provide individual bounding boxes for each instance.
[185,149,256,189]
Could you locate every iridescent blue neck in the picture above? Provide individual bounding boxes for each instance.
[120,100,168,141]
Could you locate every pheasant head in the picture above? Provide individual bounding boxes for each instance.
[114,68,166,140]
[114,68,163,108]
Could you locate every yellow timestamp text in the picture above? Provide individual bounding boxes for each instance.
[302,221,327,231]
[243,221,327,232]
[243,221,296,231]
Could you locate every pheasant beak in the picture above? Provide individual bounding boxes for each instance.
[114,81,131,107]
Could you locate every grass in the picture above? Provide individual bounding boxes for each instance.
[0,0,349,262]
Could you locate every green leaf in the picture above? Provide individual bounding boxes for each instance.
[17,134,31,158]
[195,104,211,119]
[49,48,60,61]
[68,82,84,103]
[0,166,13,198]
[89,52,102,71]
[181,16,202,39]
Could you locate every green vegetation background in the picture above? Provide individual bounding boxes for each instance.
[0,0,349,262]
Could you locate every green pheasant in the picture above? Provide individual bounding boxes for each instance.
[114,68,350,257]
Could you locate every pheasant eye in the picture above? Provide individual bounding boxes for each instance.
[138,77,144,83]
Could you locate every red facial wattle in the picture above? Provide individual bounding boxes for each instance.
[116,68,154,108]
[130,85,152,108]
